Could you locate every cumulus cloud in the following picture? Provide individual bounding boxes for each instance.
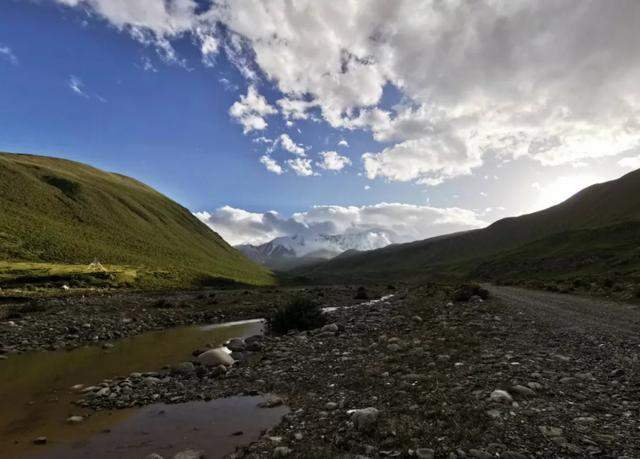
[55,0,640,185]
[277,133,305,156]
[196,203,485,246]
[287,157,314,176]
[259,155,283,175]
[338,139,349,147]
[317,151,351,171]
[228,85,277,133]
[0,44,18,65]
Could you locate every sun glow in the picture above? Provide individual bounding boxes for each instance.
[530,174,605,212]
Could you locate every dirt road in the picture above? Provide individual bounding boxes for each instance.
[487,284,640,337]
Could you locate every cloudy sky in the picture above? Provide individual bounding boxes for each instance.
[2,1,639,245]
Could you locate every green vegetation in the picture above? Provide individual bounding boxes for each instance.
[269,297,326,333]
[0,152,274,289]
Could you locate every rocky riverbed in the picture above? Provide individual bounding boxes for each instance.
[0,286,361,354]
[51,284,640,458]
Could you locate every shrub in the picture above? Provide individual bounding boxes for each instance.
[452,284,490,302]
[354,286,369,300]
[270,297,326,334]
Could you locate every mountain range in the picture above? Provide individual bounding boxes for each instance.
[294,168,640,283]
[236,230,393,270]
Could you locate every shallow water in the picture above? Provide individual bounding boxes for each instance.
[0,319,268,458]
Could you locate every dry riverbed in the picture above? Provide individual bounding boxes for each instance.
[2,284,639,458]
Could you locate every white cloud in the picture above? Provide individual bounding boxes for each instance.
[0,44,18,65]
[228,85,277,133]
[338,139,349,147]
[317,151,351,171]
[68,75,89,98]
[278,133,305,156]
[259,155,283,175]
[53,1,640,185]
[618,155,640,170]
[287,157,314,176]
[196,202,485,246]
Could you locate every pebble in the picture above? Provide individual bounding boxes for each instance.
[66,415,84,424]
[273,446,292,457]
[33,436,47,445]
[415,448,435,459]
[489,389,513,403]
[350,407,380,432]
[172,449,205,459]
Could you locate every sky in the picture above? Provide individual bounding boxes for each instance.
[1,0,639,246]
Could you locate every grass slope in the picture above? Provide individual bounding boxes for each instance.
[298,169,640,283]
[0,152,273,288]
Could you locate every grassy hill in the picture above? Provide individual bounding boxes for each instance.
[297,169,640,285]
[0,152,274,289]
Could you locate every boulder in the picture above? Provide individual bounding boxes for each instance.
[197,348,234,367]
[350,407,380,432]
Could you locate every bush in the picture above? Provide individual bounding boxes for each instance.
[452,284,490,302]
[354,286,369,300]
[270,297,326,334]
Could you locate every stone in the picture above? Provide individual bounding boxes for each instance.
[33,437,47,445]
[174,361,196,374]
[468,450,492,459]
[325,402,338,410]
[489,389,513,403]
[197,348,234,367]
[226,338,246,352]
[502,453,529,459]
[321,323,339,333]
[511,384,535,397]
[259,396,284,408]
[173,449,205,459]
[66,415,84,424]
[273,446,292,457]
[415,448,435,459]
[350,407,380,432]
[146,454,164,459]
[539,426,563,437]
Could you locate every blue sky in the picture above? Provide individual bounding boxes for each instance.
[1,1,639,245]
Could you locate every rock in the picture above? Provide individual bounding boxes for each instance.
[415,448,435,459]
[502,452,529,459]
[143,377,161,386]
[468,450,492,459]
[526,381,543,390]
[197,348,234,367]
[325,402,338,410]
[146,454,164,459]
[33,436,47,445]
[174,361,196,374]
[321,323,339,333]
[350,407,380,432]
[173,449,205,459]
[102,343,114,349]
[412,315,423,323]
[489,389,513,403]
[610,368,625,378]
[539,426,563,437]
[273,446,292,457]
[226,338,246,352]
[511,384,535,397]
[66,415,84,424]
[259,396,284,408]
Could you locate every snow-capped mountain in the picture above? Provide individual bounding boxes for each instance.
[236,230,393,270]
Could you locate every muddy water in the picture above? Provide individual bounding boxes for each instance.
[0,319,276,458]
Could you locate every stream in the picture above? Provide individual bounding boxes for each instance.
[0,318,286,459]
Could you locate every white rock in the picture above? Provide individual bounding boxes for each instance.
[173,449,204,459]
[66,415,84,424]
[350,407,380,432]
[197,348,234,367]
[489,389,513,404]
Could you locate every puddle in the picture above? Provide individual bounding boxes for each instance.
[28,395,288,459]
[0,319,266,458]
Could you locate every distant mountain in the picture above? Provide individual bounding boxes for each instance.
[0,152,273,288]
[297,168,640,282]
[236,230,393,271]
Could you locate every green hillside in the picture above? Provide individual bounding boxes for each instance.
[298,169,640,283]
[0,152,274,288]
